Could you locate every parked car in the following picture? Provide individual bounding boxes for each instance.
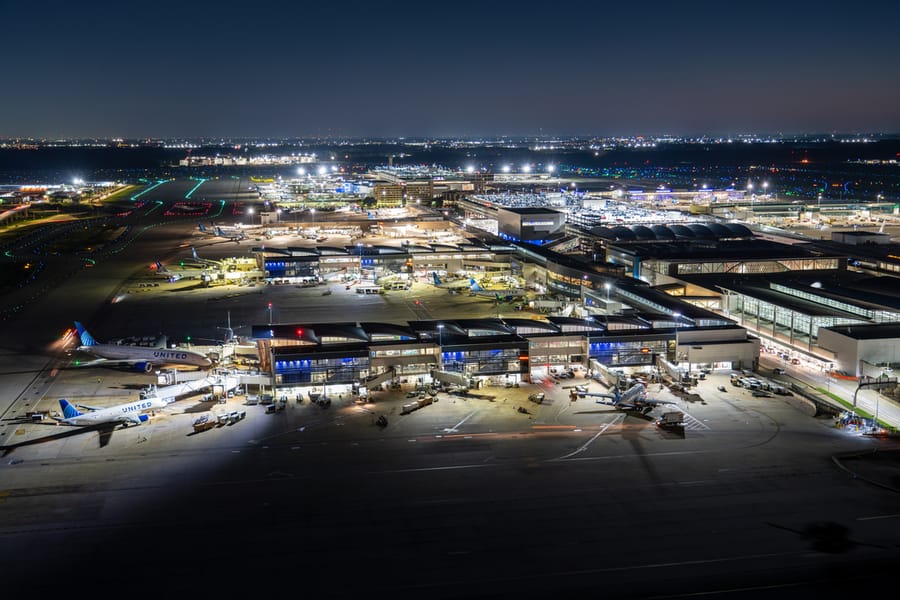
[773,368,785,375]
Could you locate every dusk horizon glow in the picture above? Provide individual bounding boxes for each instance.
[4,1,899,139]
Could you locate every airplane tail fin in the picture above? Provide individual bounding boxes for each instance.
[432,272,441,286]
[155,261,169,273]
[59,399,82,419]
[74,321,97,346]
[191,247,200,261]
[469,278,484,292]
[198,223,207,232]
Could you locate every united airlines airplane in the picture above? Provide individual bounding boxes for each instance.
[55,397,169,427]
[73,321,213,372]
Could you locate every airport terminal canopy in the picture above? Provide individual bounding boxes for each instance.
[680,271,900,317]
[500,318,563,335]
[358,322,417,341]
[589,222,754,243]
[823,323,900,340]
[545,316,606,333]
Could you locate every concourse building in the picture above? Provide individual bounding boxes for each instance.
[254,240,517,282]
[248,313,759,398]
[458,196,566,244]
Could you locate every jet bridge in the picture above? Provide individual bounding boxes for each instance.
[430,369,472,388]
[142,374,241,403]
[363,367,396,390]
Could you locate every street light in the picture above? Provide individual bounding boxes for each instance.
[310,208,315,226]
[437,323,444,347]
[603,282,611,327]
[267,302,273,325]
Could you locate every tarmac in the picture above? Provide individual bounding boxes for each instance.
[833,446,900,493]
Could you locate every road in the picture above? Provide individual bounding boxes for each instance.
[760,354,900,431]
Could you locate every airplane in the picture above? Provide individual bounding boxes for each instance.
[214,226,245,242]
[55,397,168,427]
[431,272,472,290]
[151,261,208,282]
[467,278,528,302]
[72,321,213,373]
[207,221,244,235]
[578,382,674,415]
[189,246,222,268]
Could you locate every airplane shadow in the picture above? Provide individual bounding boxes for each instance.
[656,424,686,439]
[573,409,655,421]
[1,422,118,455]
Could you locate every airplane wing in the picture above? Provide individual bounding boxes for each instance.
[74,402,104,411]
[72,357,109,368]
[643,397,675,406]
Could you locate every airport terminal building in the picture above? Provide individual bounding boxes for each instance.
[458,196,566,244]
[248,313,758,398]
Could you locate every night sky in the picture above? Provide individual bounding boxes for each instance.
[4,0,900,139]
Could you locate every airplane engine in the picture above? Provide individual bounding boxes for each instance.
[132,361,153,373]
[139,414,150,423]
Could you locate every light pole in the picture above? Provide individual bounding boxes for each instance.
[276,208,282,225]
[267,302,273,325]
[247,207,254,226]
[310,207,315,227]
[437,323,444,347]
[604,282,611,327]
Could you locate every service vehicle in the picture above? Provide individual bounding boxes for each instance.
[656,411,684,428]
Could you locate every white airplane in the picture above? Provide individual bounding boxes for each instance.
[431,272,472,289]
[214,225,245,242]
[73,321,213,372]
[468,278,528,302]
[55,397,168,427]
[188,246,222,268]
[151,261,208,281]
[579,383,674,415]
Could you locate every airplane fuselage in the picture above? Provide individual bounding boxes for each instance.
[78,343,213,368]
[60,398,167,426]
